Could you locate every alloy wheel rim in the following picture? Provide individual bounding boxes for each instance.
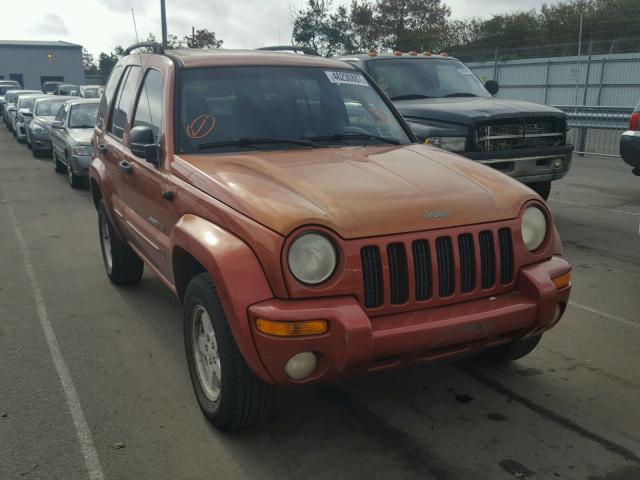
[192,305,222,401]
[100,215,113,271]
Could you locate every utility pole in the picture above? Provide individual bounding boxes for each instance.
[160,0,168,48]
[192,26,195,47]
[573,11,583,110]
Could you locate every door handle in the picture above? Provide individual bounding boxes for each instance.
[119,160,133,174]
[98,144,108,153]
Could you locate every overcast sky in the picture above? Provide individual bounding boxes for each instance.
[4,0,550,57]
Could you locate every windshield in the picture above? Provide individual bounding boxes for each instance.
[60,85,79,95]
[19,97,37,110]
[367,58,490,100]
[0,86,17,95]
[83,88,100,98]
[36,99,67,117]
[177,66,410,154]
[68,103,99,128]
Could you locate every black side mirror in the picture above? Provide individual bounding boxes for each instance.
[485,80,499,95]
[129,126,160,165]
[51,120,65,129]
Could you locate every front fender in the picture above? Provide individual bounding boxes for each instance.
[171,215,275,383]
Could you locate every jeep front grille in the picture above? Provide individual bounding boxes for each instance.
[474,117,565,152]
[360,227,514,309]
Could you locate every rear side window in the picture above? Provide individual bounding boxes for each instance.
[132,69,163,144]
[108,65,141,139]
[97,65,123,128]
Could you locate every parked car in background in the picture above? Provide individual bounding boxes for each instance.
[0,84,21,112]
[339,52,573,200]
[42,81,64,95]
[620,100,640,176]
[3,90,41,132]
[25,96,73,156]
[56,84,80,96]
[90,43,572,431]
[79,85,102,98]
[0,79,22,89]
[50,98,99,188]
[14,94,46,142]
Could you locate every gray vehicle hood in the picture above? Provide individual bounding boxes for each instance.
[68,128,93,145]
[395,97,566,126]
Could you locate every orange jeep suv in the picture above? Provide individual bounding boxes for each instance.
[90,42,572,431]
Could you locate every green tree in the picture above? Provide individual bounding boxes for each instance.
[185,28,223,49]
[82,48,99,75]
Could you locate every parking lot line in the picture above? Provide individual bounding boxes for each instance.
[4,187,105,480]
[550,198,640,217]
[569,300,638,329]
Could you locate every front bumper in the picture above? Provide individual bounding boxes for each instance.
[620,131,640,172]
[461,145,573,184]
[16,121,26,140]
[69,154,92,176]
[248,256,571,385]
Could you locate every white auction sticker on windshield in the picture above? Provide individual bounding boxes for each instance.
[325,71,369,86]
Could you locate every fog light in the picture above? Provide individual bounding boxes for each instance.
[554,158,563,168]
[284,352,317,380]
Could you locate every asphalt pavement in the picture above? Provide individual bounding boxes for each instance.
[1,127,639,480]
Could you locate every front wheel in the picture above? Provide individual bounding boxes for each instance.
[66,154,83,189]
[529,181,551,200]
[472,334,542,365]
[184,273,273,431]
[98,200,143,285]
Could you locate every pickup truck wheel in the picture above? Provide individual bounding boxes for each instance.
[52,151,65,173]
[184,273,273,431]
[473,334,542,365]
[529,181,551,200]
[98,200,144,285]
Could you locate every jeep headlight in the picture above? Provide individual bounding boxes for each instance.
[521,206,547,251]
[424,136,466,152]
[72,145,93,156]
[288,232,337,284]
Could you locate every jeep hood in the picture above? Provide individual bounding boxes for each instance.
[176,145,534,239]
[396,97,566,126]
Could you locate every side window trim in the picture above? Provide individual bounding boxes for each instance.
[107,65,142,143]
[131,67,164,146]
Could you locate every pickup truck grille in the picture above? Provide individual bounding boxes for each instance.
[360,227,514,309]
[474,117,565,152]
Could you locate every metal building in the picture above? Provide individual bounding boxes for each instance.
[0,40,85,90]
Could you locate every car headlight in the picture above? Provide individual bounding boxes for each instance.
[521,206,547,251]
[72,145,93,156]
[424,136,466,152]
[31,123,47,134]
[288,232,337,284]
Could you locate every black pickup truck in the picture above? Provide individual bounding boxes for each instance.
[340,52,573,199]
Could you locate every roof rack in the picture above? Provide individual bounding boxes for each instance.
[124,42,165,56]
[256,45,320,56]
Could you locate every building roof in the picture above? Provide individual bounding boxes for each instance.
[0,40,82,49]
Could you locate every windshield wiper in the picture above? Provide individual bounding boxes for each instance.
[390,94,432,101]
[443,92,478,98]
[307,132,400,145]
[197,137,320,151]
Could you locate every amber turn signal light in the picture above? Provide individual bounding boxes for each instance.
[552,271,572,289]
[256,318,328,337]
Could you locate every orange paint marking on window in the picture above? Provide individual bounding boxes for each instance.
[186,114,216,139]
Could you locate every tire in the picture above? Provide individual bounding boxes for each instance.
[98,200,144,285]
[472,334,542,365]
[32,147,41,158]
[529,181,551,200]
[66,153,83,189]
[184,273,273,431]
[52,151,65,173]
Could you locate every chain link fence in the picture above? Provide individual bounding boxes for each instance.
[453,38,640,156]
